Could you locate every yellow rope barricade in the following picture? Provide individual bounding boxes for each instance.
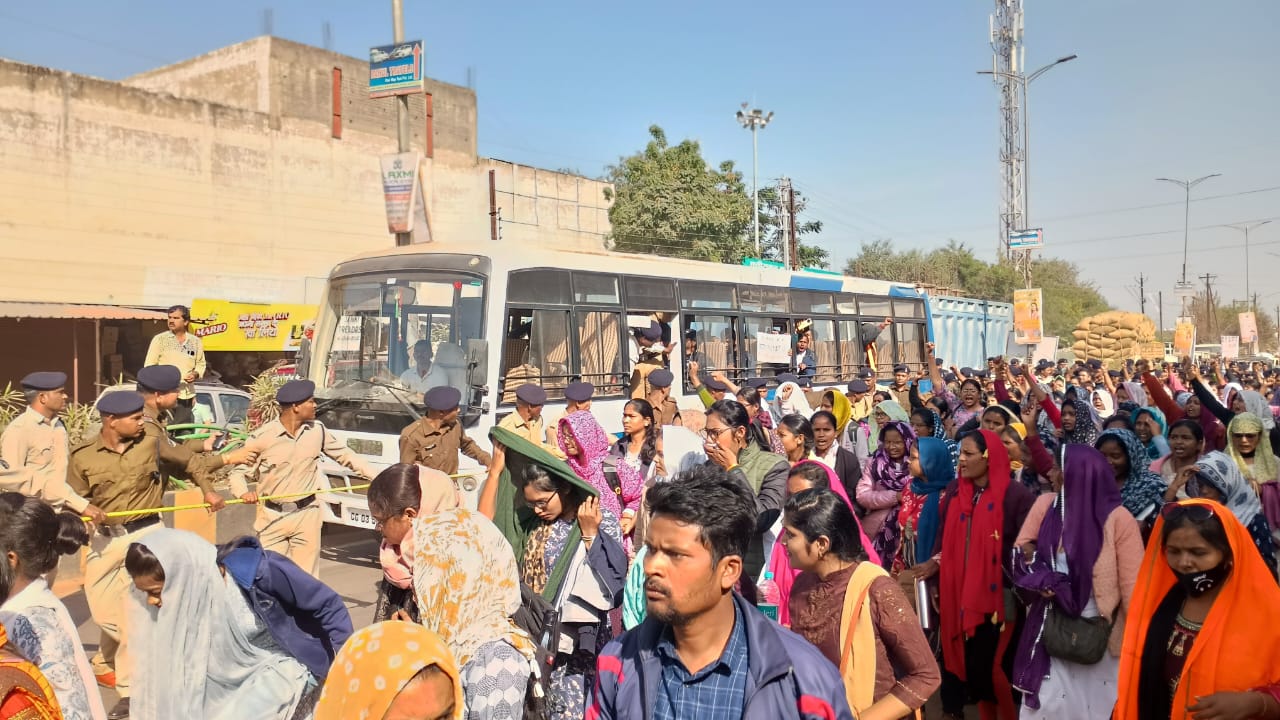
[80,470,485,522]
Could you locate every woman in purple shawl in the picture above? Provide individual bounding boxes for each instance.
[1010,445,1145,718]
[856,420,917,568]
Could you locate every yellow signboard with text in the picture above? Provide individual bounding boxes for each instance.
[1012,288,1044,345]
[190,299,316,352]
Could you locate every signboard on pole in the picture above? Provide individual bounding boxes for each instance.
[1221,335,1240,360]
[369,41,424,98]
[1174,318,1196,357]
[1239,312,1259,343]
[1008,228,1045,250]
[191,299,317,352]
[380,152,424,235]
[1012,288,1044,345]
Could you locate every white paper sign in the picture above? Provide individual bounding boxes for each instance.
[755,332,792,364]
[1221,335,1240,360]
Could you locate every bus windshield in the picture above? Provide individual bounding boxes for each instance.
[318,270,486,403]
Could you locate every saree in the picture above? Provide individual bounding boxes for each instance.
[1115,499,1280,720]
[0,625,60,720]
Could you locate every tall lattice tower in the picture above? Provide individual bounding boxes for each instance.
[988,0,1025,263]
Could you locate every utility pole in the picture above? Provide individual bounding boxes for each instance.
[736,104,774,256]
[777,177,792,268]
[787,180,799,270]
[1158,290,1164,338]
[1199,273,1217,337]
[392,0,412,246]
[1158,174,1220,313]
[1136,274,1147,316]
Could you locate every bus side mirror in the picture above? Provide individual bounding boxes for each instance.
[467,339,488,392]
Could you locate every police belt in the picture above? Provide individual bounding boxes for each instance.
[98,514,160,538]
[264,494,317,514]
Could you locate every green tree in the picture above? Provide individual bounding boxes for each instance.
[843,239,1110,339]
[603,126,752,263]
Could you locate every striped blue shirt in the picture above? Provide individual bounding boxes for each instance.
[651,603,750,720]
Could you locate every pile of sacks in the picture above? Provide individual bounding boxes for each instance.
[1070,310,1157,364]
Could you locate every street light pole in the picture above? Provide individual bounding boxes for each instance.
[736,104,773,257]
[1157,174,1221,288]
[1221,220,1271,310]
[392,0,412,247]
[979,54,1076,288]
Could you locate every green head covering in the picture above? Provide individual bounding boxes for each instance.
[489,425,600,601]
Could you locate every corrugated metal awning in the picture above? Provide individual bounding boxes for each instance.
[0,302,167,320]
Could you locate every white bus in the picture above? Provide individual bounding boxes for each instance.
[301,242,932,527]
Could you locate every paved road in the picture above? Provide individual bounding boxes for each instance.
[66,524,382,712]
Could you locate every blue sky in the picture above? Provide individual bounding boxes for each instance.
[2,0,1277,324]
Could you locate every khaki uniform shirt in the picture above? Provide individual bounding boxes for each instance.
[141,407,222,496]
[230,420,375,499]
[497,411,565,458]
[144,331,207,400]
[0,408,89,512]
[68,434,175,524]
[654,398,681,428]
[399,417,492,474]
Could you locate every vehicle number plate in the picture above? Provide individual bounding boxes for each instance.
[346,507,375,528]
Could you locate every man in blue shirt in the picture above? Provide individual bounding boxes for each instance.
[588,465,853,720]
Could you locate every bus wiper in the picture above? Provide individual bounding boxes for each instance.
[351,378,423,421]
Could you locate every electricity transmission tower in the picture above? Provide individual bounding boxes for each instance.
[987,0,1024,265]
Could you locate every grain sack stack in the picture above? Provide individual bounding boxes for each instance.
[1070,310,1157,365]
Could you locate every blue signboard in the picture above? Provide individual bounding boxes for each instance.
[369,41,424,98]
[1008,228,1044,250]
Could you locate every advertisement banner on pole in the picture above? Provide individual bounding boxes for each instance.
[1220,335,1240,360]
[1239,312,1258,343]
[1008,228,1045,250]
[1173,318,1196,358]
[191,299,317,352]
[1012,288,1044,345]
[368,41,424,98]
[381,152,424,234]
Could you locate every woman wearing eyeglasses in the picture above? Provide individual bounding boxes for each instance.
[1115,499,1280,720]
[702,399,790,580]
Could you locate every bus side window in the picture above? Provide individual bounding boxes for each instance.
[501,309,571,404]
[684,315,740,389]
[577,310,625,397]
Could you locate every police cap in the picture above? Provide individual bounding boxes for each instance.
[20,371,67,391]
[276,379,316,406]
[893,364,909,374]
[775,372,800,386]
[704,376,729,392]
[136,365,182,393]
[515,383,547,406]
[639,322,662,342]
[847,379,870,394]
[648,369,674,389]
[742,378,768,390]
[857,369,875,379]
[564,381,595,403]
[424,386,462,411]
[97,391,144,417]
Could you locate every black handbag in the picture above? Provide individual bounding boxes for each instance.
[1041,606,1111,665]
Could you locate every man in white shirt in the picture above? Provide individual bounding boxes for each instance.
[398,339,441,393]
[144,305,207,424]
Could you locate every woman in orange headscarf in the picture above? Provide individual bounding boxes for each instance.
[314,621,463,720]
[1115,498,1280,720]
[0,624,61,720]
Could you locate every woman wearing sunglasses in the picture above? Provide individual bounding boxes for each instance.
[1115,500,1280,720]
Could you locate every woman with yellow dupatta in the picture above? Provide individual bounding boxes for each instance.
[783,488,939,719]
[0,624,61,720]
[1115,499,1280,720]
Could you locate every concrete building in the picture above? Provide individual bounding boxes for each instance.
[0,36,612,399]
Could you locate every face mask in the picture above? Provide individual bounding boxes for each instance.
[1172,562,1231,597]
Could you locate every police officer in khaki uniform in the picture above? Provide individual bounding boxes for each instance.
[646,369,682,427]
[67,391,172,718]
[136,365,258,512]
[230,379,374,578]
[399,386,492,473]
[0,371,105,522]
[498,383,565,458]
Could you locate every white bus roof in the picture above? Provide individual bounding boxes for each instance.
[331,242,915,297]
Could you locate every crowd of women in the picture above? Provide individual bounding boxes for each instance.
[3,345,1280,720]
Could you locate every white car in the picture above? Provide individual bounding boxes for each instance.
[95,380,251,430]
[370,48,390,63]
[390,43,415,59]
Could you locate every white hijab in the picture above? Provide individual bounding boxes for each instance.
[772,381,814,421]
[130,529,308,720]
